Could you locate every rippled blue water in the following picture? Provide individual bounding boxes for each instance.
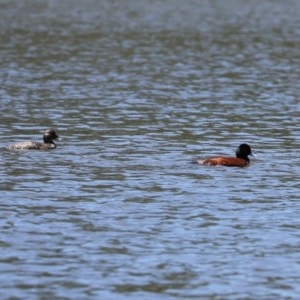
[1,0,300,299]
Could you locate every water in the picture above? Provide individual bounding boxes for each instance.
[1,0,300,299]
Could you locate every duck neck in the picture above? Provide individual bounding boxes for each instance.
[236,151,249,162]
[237,154,249,162]
[43,137,54,144]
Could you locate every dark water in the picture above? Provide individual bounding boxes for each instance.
[1,0,300,299]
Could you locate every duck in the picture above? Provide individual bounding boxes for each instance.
[196,143,254,167]
[7,129,60,150]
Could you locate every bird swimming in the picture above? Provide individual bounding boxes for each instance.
[196,143,255,167]
[7,129,60,150]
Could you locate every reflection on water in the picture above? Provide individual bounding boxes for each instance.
[1,0,300,299]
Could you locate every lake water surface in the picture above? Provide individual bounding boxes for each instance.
[1,0,300,299]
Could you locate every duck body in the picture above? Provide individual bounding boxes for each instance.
[8,141,57,150]
[7,129,60,150]
[197,144,254,167]
[198,156,249,167]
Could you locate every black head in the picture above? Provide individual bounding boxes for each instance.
[43,129,60,143]
[236,143,254,161]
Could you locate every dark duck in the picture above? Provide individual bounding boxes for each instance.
[7,129,60,150]
[196,143,255,167]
